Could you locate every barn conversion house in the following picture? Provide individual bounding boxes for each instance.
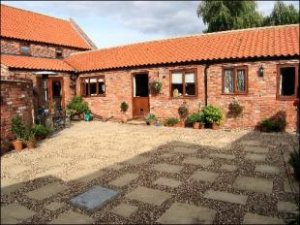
[1,4,299,151]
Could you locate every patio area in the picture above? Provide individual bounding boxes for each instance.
[1,121,299,224]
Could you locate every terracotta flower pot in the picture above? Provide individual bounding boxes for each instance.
[212,123,220,130]
[26,139,36,149]
[12,139,23,151]
[79,113,84,120]
[193,122,200,129]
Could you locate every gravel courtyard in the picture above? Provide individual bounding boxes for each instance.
[1,121,299,224]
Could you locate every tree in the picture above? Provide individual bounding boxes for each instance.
[264,1,299,26]
[197,1,263,33]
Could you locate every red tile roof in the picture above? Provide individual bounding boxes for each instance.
[65,24,299,72]
[1,55,74,71]
[1,4,92,50]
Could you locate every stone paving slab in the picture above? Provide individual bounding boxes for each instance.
[241,140,262,146]
[203,190,248,205]
[1,182,24,196]
[26,182,67,201]
[210,153,235,160]
[183,157,213,167]
[109,173,139,187]
[154,177,182,188]
[49,210,94,224]
[125,156,150,165]
[243,213,284,224]
[1,203,35,224]
[45,202,66,211]
[105,164,124,171]
[245,153,266,162]
[173,147,198,154]
[284,180,300,193]
[111,203,138,218]
[277,201,298,214]
[233,177,273,194]
[161,153,175,158]
[190,170,219,183]
[244,146,269,154]
[220,164,237,172]
[255,165,279,174]
[70,186,119,211]
[157,202,216,224]
[126,186,171,206]
[153,163,183,174]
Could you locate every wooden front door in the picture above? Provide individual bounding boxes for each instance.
[132,73,150,118]
[48,77,64,113]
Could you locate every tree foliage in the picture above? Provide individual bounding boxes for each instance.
[197,0,299,33]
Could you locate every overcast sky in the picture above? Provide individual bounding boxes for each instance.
[2,1,299,48]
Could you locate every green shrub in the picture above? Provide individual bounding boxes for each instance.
[178,102,189,119]
[149,80,162,95]
[32,124,50,139]
[202,105,223,124]
[22,127,36,142]
[228,100,243,117]
[289,151,300,181]
[187,112,204,124]
[260,117,286,132]
[67,96,90,114]
[145,113,157,124]
[120,101,129,113]
[164,118,180,127]
[11,115,26,140]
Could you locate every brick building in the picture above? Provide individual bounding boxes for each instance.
[1,4,299,151]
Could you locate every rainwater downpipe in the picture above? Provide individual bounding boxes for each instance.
[204,64,210,106]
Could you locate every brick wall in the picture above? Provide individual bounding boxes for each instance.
[76,59,298,130]
[1,37,84,58]
[1,65,34,154]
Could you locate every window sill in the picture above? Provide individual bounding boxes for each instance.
[82,95,106,98]
[276,96,296,101]
[170,95,198,99]
[222,93,248,96]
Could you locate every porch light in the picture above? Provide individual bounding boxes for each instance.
[258,65,265,77]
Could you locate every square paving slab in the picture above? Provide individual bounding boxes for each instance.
[125,156,150,165]
[244,146,268,154]
[126,186,171,206]
[210,153,235,160]
[153,163,183,174]
[154,177,182,188]
[220,164,237,172]
[70,186,119,211]
[173,147,198,154]
[112,203,138,218]
[255,165,279,174]
[49,210,94,224]
[183,157,213,167]
[109,173,139,187]
[245,153,266,162]
[1,203,35,224]
[203,190,247,205]
[284,180,299,193]
[243,213,284,224]
[241,140,262,146]
[233,176,273,194]
[26,182,66,201]
[45,202,66,211]
[190,170,219,183]
[277,201,298,213]
[157,202,216,224]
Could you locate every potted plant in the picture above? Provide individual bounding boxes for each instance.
[23,127,36,149]
[67,96,90,121]
[178,102,189,127]
[202,105,223,129]
[149,80,162,95]
[228,99,243,118]
[10,115,26,151]
[32,124,50,140]
[187,112,204,129]
[164,117,180,127]
[145,113,157,125]
[120,101,129,123]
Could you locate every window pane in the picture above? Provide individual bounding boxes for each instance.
[224,70,234,93]
[98,78,105,95]
[185,73,195,96]
[280,67,295,96]
[20,46,30,54]
[172,73,183,84]
[185,73,195,83]
[84,79,89,96]
[171,73,183,97]
[90,78,97,96]
[237,69,245,92]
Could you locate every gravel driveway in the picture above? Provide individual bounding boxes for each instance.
[1,121,299,224]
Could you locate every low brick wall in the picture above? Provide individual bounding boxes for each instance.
[1,65,33,154]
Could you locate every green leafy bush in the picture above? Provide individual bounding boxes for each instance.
[187,112,204,124]
[288,151,300,181]
[22,127,36,142]
[202,105,223,124]
[149,80,162,95]
[145,113,157,124]
[67,96,89,114]
[164,118,180,127]
[120,101,129,113]
[178,102,189,119]
[260,117,286,132]
[11,115,26,140]
[32,124,50,139]
[228,100,243,117]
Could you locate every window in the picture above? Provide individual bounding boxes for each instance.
[81,76,105,97]
[171,70,196,97]
[20,42,30,55]
[277,65,298,100]
[222,67,248,94]
[56,48,63,58]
